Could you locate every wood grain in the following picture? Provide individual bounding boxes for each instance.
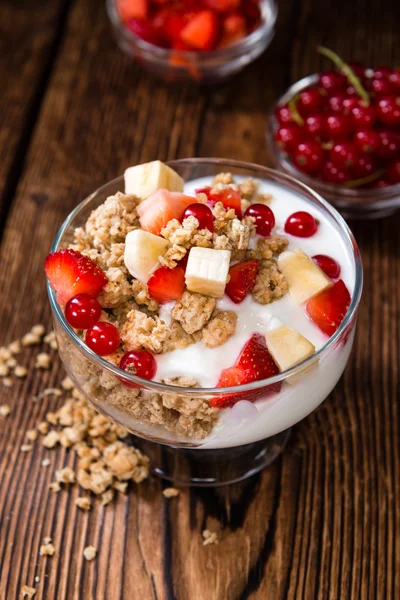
[0,0,399,598]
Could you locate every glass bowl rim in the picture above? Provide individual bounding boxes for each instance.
[267,73,400,205]
[47,158,363,396]
[106,0,277,60]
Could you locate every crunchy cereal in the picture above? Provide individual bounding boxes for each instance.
[213,172,234,185]
[163,487,180,498]
[248,235,289,261]
[39,543,55,556]
[252,259,289,305]
[26,429,38,442]
[20,444,33,452]
[121,309,169,353]
[131,279,159,312]
[0,364,9,377]
[35,353,51,370]
[202,529,219,546]
[21,585,36,598]
[55,467,76,484]
[0,404,11,417]
[14,365,28,378]
[202,310,237,348]
[171,291,216,334]
[83,546,97,561]
[8,340,21,354]
[2,377,13,387]
[76,497,91,510]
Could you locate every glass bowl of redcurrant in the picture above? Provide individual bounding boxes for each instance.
[267,48,400,219]
[106,0,277,83]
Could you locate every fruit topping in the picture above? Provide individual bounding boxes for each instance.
[85,322,121,356]
[45,249,108,305]
[137,189,198,235]
[124,229,169,283]
[278,249,331,305]
[124,160,184,200]
[147,265,186,303]
[119,349,157,387]
[117,0,148,21]
[64,294,102,329]
[225,259,258,303]
[311,255,341,279]
[201,186,242,217]
[284,211,318,237]
[306,279,351,336]
[244,203,275,237]
[180,10,218,51]
[181,203,214,232]
[185,247,231,298]
[265,316,315,372]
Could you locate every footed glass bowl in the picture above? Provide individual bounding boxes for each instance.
[47,159,362,486]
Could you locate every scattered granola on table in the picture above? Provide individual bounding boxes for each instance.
[202,529,219,546]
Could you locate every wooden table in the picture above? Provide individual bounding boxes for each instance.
[0,1,399,598]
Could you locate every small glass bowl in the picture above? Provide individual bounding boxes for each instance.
[106,0,277,83]
[47,158,362,485]
[267,74,400,220]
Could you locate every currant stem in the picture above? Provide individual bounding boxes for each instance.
[288,95,305,126]
[317,46,370,105]
[344,169,385,188]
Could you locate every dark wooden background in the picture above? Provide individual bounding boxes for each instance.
[0,0,399,598]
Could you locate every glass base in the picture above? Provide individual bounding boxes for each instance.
[132,428,291,487]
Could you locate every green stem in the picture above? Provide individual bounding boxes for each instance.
[317,46,370,105]
[344,169,385,188]
[288,95,304,126]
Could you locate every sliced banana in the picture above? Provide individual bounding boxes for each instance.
[124,161,184,201]
[265,316,315,372]
[278,249,331,305]
[124,230,169,283]
[185,247,231,298]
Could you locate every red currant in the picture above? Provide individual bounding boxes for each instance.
[330,142,358,169]
[369,78,394,97]
[388,70,400,91]
[342,96,361,114]
[373,66,392,80]
[319,71,347,93]
[304,114,325,138]
[284,211,318,237]
[354,129,380,154]
[351,154,377,179]
[376,96,400,127]
[181,203,214,232]
[328,93,347,113]
[350,105,376,129]
[346,85,357,96]
[321,161,350,185]
[65,294,102,329]
[275,104,294,125]
[387,159,400,184]
[85,322,120,356]
[312,255,341,279]
[275,125,304,153]
[292,140,324,174]
[244,204,275,237]
[297,88,324,116]
[376,131,400,161]
[119,350,157,387]
[324,113,353,140]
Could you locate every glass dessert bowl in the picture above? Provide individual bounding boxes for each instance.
[47,158,362,486]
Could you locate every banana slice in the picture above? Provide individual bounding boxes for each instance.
[278,249,331,305]
[185,247,231,298]
[124,161,184,201]
[265,316,315,372]
[124,230,169,283]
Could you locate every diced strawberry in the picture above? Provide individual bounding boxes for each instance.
[218,12,246,47]
[203,0,241,12]
[225,260,258,303]
[180,10,218,51]
[126,18,166,46]
[154,9,188,45]
[137,189,198,235]
[45,249,108,305]
[306,279,351,336]
[202,186,242,217]
[117,0,148,22]
[147,266,185,303]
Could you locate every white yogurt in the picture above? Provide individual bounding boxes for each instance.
[155,176,356,448]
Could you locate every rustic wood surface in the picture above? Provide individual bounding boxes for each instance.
[0,0,399,598]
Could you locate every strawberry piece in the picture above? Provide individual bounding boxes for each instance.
[218,12,246,48]
[126,18,165,46]
[117,0,148,22]
[306,279,351,336]
[153,9,187,45]
[147,266,185,303]
[203,0,241,11]
[225,260,258,303]
[201,186,242,217]
[137,189,198,235]
[45,250,107,305]
[180,10,218,51]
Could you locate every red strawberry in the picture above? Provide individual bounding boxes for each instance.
[201,186,242,217]
[117,0,148,21]
[203,0,241,11]
[306,279,351,336]
[180,10,218,51]
[45,250,108,305]
[225,260,258,303]
[147,266,185,303]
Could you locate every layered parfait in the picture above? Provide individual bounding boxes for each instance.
[45,161,356,448]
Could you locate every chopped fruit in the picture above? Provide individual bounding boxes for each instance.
[180,10,218,51]
[244,203,275,237]
[306,279,351,336]
[212,366,255,408]
[265,317,315,372]
[181,203,214,232]
[284,211,318,237]
[225,260,258,303]
[45,249,107,305]
[85,322,120,356]
[124,229,169,283]
[219,12,246,47]
[137,189,198,235]
[185,247,231,298]
[117,0,148,21]
[124,161,184,201]
[147,266,185,303]
[203,186,242,217]
[203,0,241,11]
[312,255,341,279]
[119,349,157,387]
[126,18,165,45]
[64,294,102,329]
[278,249,331,305]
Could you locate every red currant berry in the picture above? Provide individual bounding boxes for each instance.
[376,96,400,127]
[85,322,120,356]
[354,129,380,154]
[244,204,275,237]
[119,350,157,387]
[351,154,377,179]
[324,113,353,140]
[376,131,400,160]
[342,96,361,114]
[370,177,391,189]
[275,104,294,125]
[346,85,357,96]
[330,142,358,169]
[328,93,347,113]
[312,255,341,279]
[321,161,350,185]
[304,114,325,138]
[284,211,318,237]
[373,66,392,80]
[350,105,376,129]
[65,294,102,329]
[292,140,324,174]
[275,125,304,153]
[319,71,347,93]
[387,159,400,184]
[181,203,214,232]
[388,70,400,91]
[297,88,324,116]
[369,78,394,97]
